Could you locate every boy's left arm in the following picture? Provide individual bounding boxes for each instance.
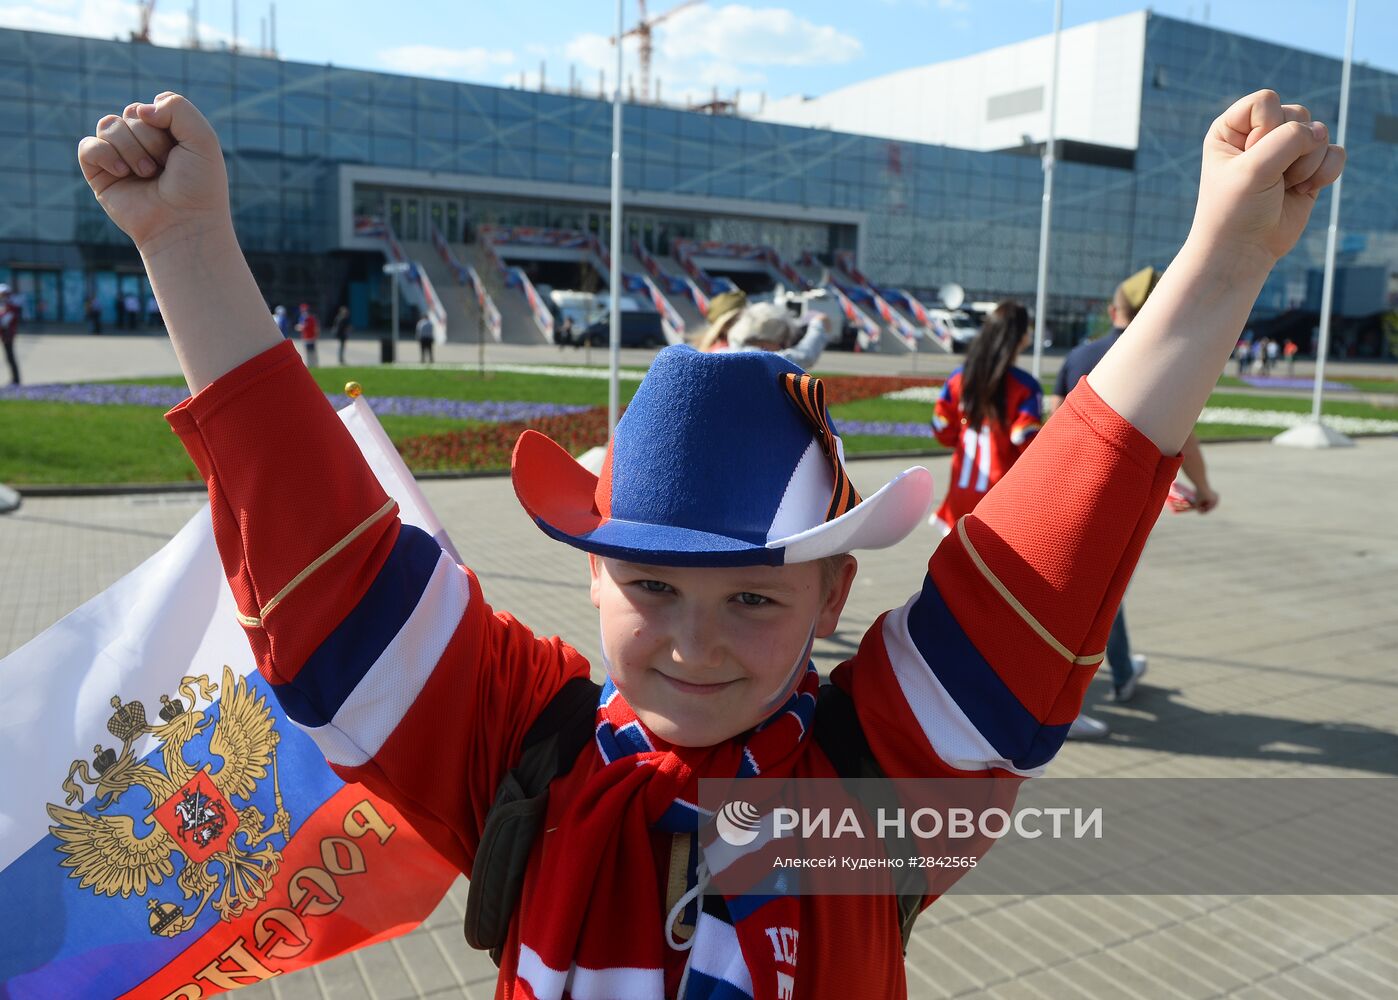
[835,90,1341,779]
[835,377,1177,777]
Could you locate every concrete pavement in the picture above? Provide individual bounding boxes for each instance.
[5,330,1397,386]
[2,434,1396,998]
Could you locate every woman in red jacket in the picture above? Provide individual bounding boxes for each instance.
[929,300,1040,537]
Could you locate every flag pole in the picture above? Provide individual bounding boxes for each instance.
[1031,0,1062,383]
[607,0,624,437]
[1275,0,1356,449]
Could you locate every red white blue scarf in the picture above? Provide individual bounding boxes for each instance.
[511,666,819,999]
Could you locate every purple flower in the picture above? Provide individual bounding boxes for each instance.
[837,420,932,439]
[0,382,593,426]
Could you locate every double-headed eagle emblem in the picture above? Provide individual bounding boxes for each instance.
[46,666,292,937]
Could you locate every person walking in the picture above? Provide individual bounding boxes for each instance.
[1234,338,1250,378]
[0,284,20,385]
[295,302,319,367]
[86,295,103,334]
[416,314,434,363]
[123,289,142,331]
[928,300,1041,537]
[272,304,291,339]
[1284,338,1299,376]
[1049,266,1220,739]
[1266,337,1280,375]
[331,305,352,365]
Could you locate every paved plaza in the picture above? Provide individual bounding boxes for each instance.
[6,329,1397,389]
[3,402,1397,997]
[4,334,1397,998]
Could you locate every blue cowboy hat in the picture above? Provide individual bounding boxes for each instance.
[511,346,933,566]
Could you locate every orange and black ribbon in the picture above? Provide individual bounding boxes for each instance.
[779,372,862,521]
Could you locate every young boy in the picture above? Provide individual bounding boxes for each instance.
[78,90,1341,998]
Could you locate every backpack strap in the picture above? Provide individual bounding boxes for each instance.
[463,675,601,964]
[463,677,925,963]
[813,682,925,954]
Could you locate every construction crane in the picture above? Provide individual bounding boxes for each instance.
[611,0,701,104]
[131,0,156,43]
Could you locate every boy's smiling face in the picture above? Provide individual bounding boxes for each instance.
[590,554,857,747]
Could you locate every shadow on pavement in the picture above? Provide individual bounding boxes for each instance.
[1086,679,1398,776]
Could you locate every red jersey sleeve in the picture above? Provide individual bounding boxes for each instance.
[165,340,589,873]
[930,372,962,448]
[1005,367,1044,455]
[833,377,1180,778]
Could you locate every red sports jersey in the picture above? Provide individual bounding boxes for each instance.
[166,341,1176,999]
[930,365,1043,536]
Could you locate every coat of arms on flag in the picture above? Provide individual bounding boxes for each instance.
[1,395,460,999]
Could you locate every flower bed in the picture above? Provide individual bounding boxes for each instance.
[398,407,612,471]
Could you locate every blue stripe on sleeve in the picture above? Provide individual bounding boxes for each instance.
[906,577,1069,771]
[275,523,442,727]
[683,970,755,1000]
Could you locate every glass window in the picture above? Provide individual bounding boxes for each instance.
[570,156,608,186]
[182,84,232,120]
[0,61,23,100]
[283,94,325,126]
[416,78,454,109]
[235,88,281,122]
[375,139,414,167]
[282,62,328,94]
[328,69,372,103]
[419,113,453,140]
[281,124,306,156]
[535,151,569,182]
[0,97,27,131]
[33,138,74,171]
[84,38,134,73]
[413,138,450,170]
[374,74,414,106]
[34,209,76,242]
[187,51,234,85]
[328,131,370,160]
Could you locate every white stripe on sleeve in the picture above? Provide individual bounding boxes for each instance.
[882,595,1045,777]
[294,551,470,767]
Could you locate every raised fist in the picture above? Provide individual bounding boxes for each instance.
[1190,90,1345,266]
[78,93,230,251]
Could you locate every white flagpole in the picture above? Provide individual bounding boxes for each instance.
[1276,0,1356,449]
[1031,0,1063,383]
[607,0,625,437]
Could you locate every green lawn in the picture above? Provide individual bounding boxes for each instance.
[7,368,1393,486]
[1335,378,1398,393]
[829,397,931,423]
[1205,392,1395,417]
[118,367,642,407]
[843,434,948,456]
[0,401,476,486]
[0,402,202,485]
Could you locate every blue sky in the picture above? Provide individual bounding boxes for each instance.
[2,0,1391,111]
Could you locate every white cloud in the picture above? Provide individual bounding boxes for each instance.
[0,0,245,50]
[377,44,516,81]
[657,4,862,67]
[554,4,860,109]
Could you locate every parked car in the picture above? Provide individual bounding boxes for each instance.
[579,310,667,348]
[928,308,982,352]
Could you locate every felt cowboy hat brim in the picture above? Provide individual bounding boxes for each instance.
[511,429,934,567]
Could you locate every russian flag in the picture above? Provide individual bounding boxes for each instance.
[0,397,459,999]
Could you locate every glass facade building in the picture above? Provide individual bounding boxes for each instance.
[1,13,1394,349]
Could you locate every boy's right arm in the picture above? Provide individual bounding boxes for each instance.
[80,96,590,873]
[78,94,281,392]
